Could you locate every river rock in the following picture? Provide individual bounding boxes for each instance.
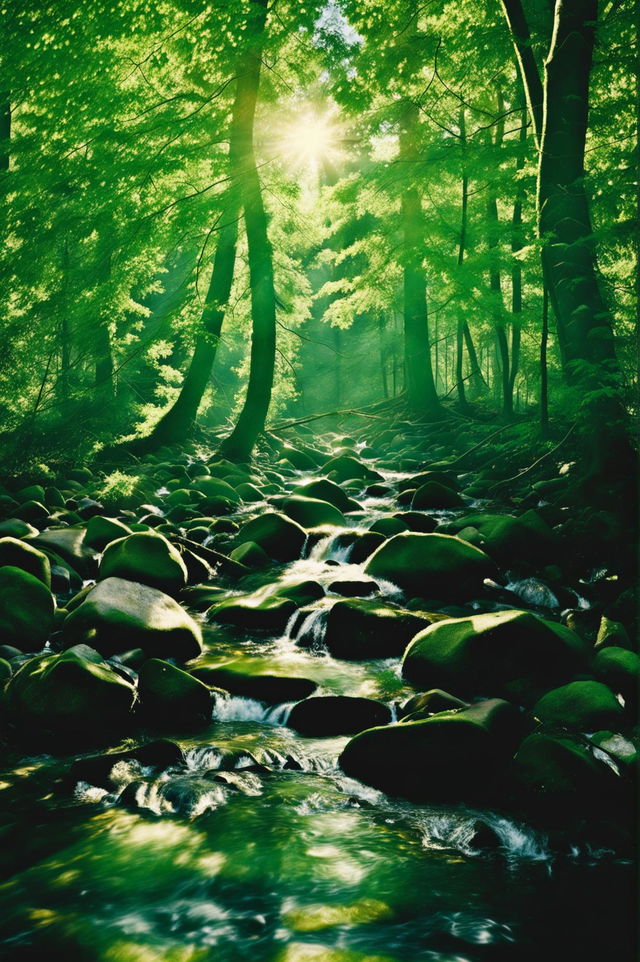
[514,731,625,815]
[98,531,188,595]
[323,454,382,483]
[411,481,464,510]
[5,644,136,737]
[595,615,632,650]
[207,594,296,632]
[399,688,468,720]
[323,599,433,660]
[438,510,557,566]
[30,527,98,578]
[0,565,55,652]
[0,519,38,539]
[138,658,213,730]
[591,647,639,707]
[0,537,51,588]
[192,664,317,704]
[402,609,588,704]
[339,698,521,801]
[283,495,346,529]
[234,512,306,562]
[365,532,495,600]
[288,695,392,736]
[531,680,625,731]
[292,478,359,513]
[62,577,202,661]
[83,516,132,550]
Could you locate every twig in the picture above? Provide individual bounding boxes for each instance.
[450,422,516,465]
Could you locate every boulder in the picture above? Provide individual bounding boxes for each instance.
[234,512,306,562]
[595,616,632,651]
[368,517,408,537]
[65,739,185,791]
[514,731,625,814]
[402,609,588,704]
[439,510,557,566]
[83,516,132,550]
[192,664,317,704]
[399,688,468,721]
[591,647,640,707]
[5,644,136,737]
[0,566,55,652]
[0,519,38,539]
[323,455,382,483]
[99,531,188,594]
[190,476,240,504]
[138,658,213,730]
[207,594,296,633]
[365,532,495,600]
[292,478,357,513]
[323,599,433,660]
[531,680,625,731]
[62,577,202,661]
[339,698,521,801]
[30,527,98,578]
[229,541,270,569]
[283,495,346,529]
[0,537,51,588]
[288,695,392,736]
[411,481,464,510]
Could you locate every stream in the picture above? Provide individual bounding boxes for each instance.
[0,436,636,962]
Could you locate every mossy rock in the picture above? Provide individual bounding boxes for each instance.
[138,658,213,730]
[229,541,270,569]
[365,532,495,600]
[31,527,98,578]
[207,594,296,632]
[0,566,55,652]
[5,644,136,737]
[402,609,588,704]
[291,478,357,513]
[595,615,632,651]
[62,577,202,661]
[398,470,460,493]
[16,484,46,504]
[16,500,49,522]
[440,510,557,565]
[339,698,521,802]
[192,664,317,704]
[275,580,325,606]
[411,481,464,510]
[83,516,132,551]
[531,680,625,731]
[0,519,38,539]
[399,688,468,721]
[235,482,265,503]
[368,517,408,537]
[283,495,346,529]
[234,512,306,562]
[323,455,382,483]
[323,599,432,660]
[514,731,624,814]
[591,647,640,707]
[99,531,188,595]
[0,537,51,588]
[190,477,241,504]
[288,695,392,736]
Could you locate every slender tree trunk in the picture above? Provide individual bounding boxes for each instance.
[455,109,471,412]
[463,321,487,398]
[508,85,527,405]
[378,314,389,398]
[399,102,440,416]
[540,284,550,436]
[144,203,238,447]
[218,0,275,462]
[0,97,10,172]
[60,238,71,402]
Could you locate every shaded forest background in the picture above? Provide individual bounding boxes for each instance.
[0,0,637,468]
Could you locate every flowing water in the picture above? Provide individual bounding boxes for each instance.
[0,455,635,961]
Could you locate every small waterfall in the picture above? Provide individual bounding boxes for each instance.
[212,693,294,725]
[420,810,550,861]
[290,607,329,651]
[307,532,353,563]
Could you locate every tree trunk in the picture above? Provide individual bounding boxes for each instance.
[539,0,618,377]
[218,0,275,462]
[455,109,470,412]
[507,85,527,405]
[463,321,487,399]
[540,284,550,436]
[378,314,389,398]
[59,238,71,402]
[0,97,9,172]
[399,102,440,416]
[143,203,238,447]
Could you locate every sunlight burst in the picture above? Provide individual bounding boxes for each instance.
[278,108,344,172]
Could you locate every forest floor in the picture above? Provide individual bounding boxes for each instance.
[0,408,637,961]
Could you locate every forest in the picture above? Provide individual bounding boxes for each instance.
[0,0,638,960]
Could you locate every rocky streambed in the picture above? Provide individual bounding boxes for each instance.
[0,420,637,961]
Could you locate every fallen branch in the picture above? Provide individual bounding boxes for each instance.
[493,422,577,488]
[450,422,516,466]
